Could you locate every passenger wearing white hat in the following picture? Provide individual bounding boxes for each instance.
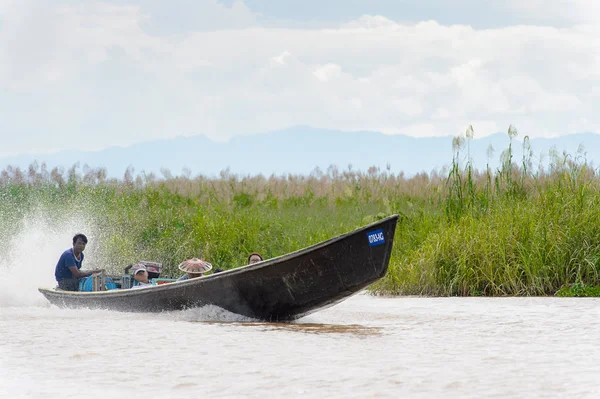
[176,258,213,281]
[131,263,153,289]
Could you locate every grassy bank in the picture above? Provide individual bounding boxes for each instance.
[1,126,599,295]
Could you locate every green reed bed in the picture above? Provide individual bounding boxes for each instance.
[0,171,403,277]
[373,125,600,296]
[1,126,599,295]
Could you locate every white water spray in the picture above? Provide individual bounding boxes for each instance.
[0,208,99,307]
[0,208,254,322]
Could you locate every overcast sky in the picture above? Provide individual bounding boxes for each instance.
[0,0,598,157]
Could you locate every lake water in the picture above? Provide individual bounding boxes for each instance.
[2,221,600,398]
[3,294,600,399]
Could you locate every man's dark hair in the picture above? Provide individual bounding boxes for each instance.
[73,233,88,245]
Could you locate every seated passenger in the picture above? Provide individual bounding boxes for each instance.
[247,252,263,265]
[176,258,213,281]
[131,263,153,289]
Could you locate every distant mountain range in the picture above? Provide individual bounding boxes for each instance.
[1,126,599,178]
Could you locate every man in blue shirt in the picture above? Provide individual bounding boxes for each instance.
[54,233,103,291]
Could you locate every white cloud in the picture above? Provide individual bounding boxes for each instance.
[0,1,158,91]
[270,51,291,66]
[341,15,398,29]
[132,0,258,33]
[0,2,599,157]
[313,63,342,82]
[508,0,599,24]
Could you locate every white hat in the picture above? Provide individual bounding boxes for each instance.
[178,258,212,274]
[132,263,147,275]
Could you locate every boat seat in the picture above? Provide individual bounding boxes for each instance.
[78,272,119,292]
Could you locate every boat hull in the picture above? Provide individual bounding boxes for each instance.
[39,215,398,321]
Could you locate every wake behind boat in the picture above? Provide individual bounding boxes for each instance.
[39,215,398,321]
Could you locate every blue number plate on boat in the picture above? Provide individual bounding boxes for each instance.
[367,229,385,246]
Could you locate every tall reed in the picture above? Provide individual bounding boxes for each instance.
[1,127,599,296]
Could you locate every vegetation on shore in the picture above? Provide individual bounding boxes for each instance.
[1,125,599,296]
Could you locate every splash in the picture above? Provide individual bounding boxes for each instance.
[0,206,254,321]
[167,304,258,323]
[0,208,99,307]
[0,207,257,322]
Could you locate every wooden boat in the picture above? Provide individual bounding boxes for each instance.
[39,214,398,321]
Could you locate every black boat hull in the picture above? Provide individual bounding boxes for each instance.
[39,215,398,321]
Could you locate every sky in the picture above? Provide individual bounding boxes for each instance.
[0,0,599,158]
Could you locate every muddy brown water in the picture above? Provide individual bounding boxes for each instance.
[2,294,600,398]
